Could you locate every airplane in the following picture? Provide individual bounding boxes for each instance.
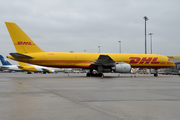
[0,55,63,74]
[18,61,64,74]
[5,22,175,77]
[0,55,24,72]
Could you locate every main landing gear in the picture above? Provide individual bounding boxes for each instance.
[27,71,32,74]
[154,68,158,77]
[86,72,103,77]
[86,69,103,77]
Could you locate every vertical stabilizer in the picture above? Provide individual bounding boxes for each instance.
[0,55,12,65]
[5,22,44,53]
[18,62,28,66]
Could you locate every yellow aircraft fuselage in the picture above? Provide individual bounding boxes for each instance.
[8,52,175,69]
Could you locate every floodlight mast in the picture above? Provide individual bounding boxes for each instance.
[118,41,121,53]
[148,33,153,54]
[98,46,100,53]
[144,16,149,54]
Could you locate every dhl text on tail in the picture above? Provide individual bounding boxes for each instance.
[5,22,175,77]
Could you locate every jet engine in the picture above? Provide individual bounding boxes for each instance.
[49,70,55,73]
[111,63,131,73]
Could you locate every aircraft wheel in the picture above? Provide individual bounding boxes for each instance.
[98,73,103,77]
[154,73,158,77]
[27,72,32,74]
[95,73,103,77]
[86,73,103,77]
[86,73,91,77]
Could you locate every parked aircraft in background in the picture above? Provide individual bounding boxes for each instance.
[18,62,64,74]
[0,55,24,72]
[5,22,175,77]
[0,55,63,74]
[167,56,180,63]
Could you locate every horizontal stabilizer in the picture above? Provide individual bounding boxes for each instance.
[18,66,24,69]
[9,53,34,59]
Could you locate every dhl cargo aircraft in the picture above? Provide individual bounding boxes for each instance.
[5,22,175,77]
[18,62,64,74]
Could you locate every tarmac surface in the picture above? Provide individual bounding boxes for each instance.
[0,72,180,120]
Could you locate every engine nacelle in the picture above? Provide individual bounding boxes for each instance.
[49,70,55,73]
[111,63,131,73]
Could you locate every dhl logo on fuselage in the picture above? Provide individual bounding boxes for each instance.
[29,67,35,69]
[14,41,35,45]
[129,57,160,64]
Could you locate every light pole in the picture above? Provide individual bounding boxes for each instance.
[98,46,100,53]
[118,41,121,53]
[143,16,148,54]
[148,33,153,54]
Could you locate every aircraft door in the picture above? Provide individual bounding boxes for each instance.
[161,57,165,64]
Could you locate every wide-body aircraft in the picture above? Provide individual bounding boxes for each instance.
[5,22,175,77]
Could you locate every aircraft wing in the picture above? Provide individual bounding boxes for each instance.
[0,66,10,69]
[9,53,34,59]
[41,68,49,72]
[91,55,116,67]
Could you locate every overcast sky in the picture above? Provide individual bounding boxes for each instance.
[0,0,180,65]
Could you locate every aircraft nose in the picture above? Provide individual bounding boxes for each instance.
[167,60,175,67]
[171,61,175,67]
